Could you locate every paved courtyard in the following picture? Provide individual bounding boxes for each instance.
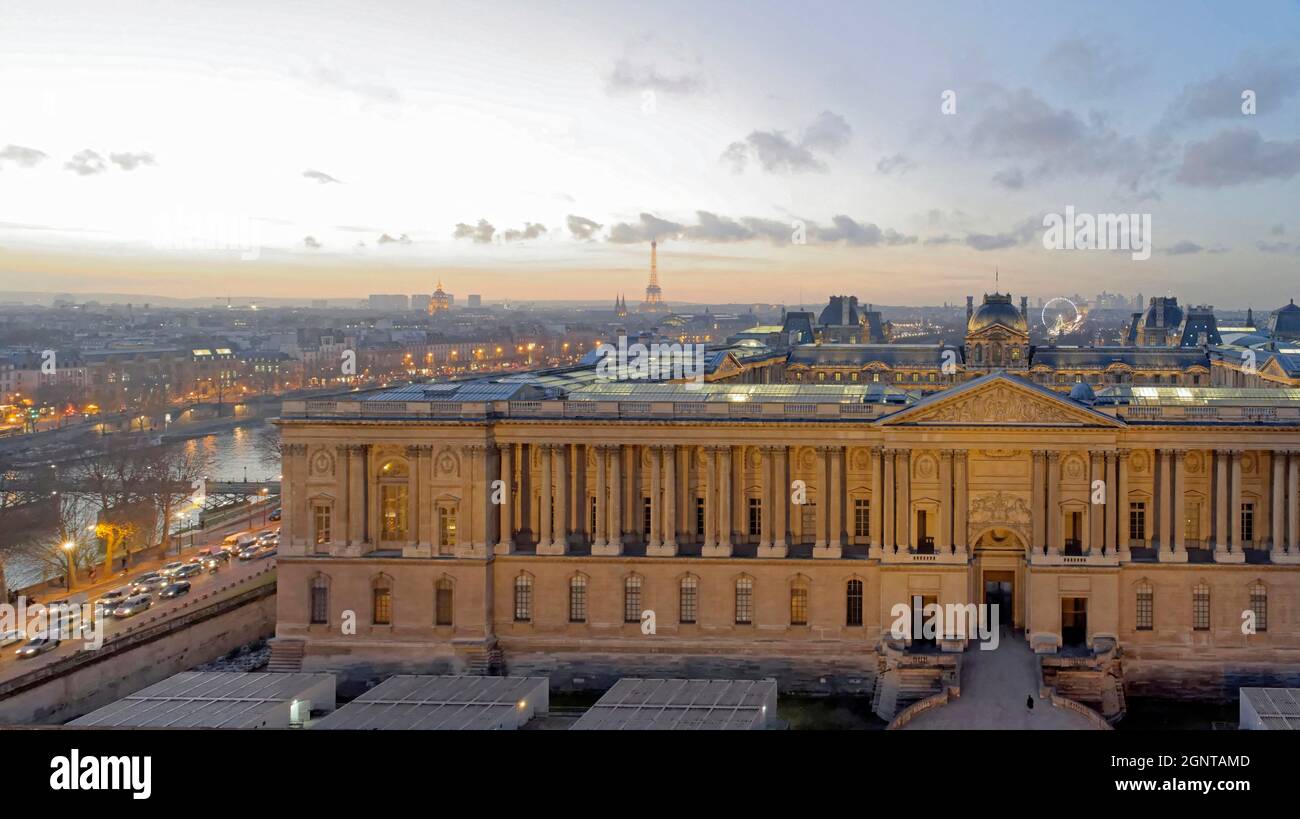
[902,630,1099,730]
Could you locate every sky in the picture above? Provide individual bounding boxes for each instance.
[1,0,1299,308]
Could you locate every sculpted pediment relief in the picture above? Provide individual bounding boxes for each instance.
[880,376,1123,427]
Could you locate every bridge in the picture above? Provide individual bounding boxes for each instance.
[201,480,281,511]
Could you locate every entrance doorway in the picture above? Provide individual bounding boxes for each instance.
[983,571,1014,633]
[1061,597,1088,648]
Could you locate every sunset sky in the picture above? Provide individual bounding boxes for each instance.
[1,0,1299,307]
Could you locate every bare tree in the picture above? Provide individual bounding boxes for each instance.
[146,441,213,554]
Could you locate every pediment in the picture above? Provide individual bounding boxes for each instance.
[879,374,1124,427]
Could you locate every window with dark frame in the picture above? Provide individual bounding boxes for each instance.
[643,497,651,536]
[313,504,331,546]
[1192,583,1210,631]
[854,499,869,539]
[514,575,532,622]
[569,575,587,623]
[679,576,698,624]
[790,585,808,625]
[735,577,753,624]
[310,576,328,624]
[1241,503,1255,544]
[1129,502,1146,542]
[624,575,642,623]
[846,579,863,626]
[372,585,392,625]
[1250,583,1267,632]
[748,497,761,536]
[696,497,705,536]
[1135,583,1153,630]
[435,578,453,626]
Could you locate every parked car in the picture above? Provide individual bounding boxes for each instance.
[158,581,191,599]
[112,595,154,617]
[173,563,204,578]
[15,635,59,658]
[0,630,27,647]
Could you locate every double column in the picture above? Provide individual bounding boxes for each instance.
[757,446,788,558]
[702,445,732,557]
[535,443,568,556]
[592,444,622,556]
[645,445,677,557]
[813,446,842,559]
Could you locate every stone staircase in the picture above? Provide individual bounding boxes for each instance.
[463,644,505,676]
[266,638,306,673]
[871,645,957,721]
[1041,645,1127,724]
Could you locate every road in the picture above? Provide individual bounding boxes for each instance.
[0,511,280,683]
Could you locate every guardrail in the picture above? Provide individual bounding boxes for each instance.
[281,398,894,421]
[887,685,961,730]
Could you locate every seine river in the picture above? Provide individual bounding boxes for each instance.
[5,421,279,590]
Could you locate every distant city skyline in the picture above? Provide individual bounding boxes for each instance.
[2,0,1300,306]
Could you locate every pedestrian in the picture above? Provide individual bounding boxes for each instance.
[1026,694,1035,712]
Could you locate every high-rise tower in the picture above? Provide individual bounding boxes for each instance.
[640,240,664,312]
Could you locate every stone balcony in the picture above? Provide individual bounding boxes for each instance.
[1029,550,1121,567]
[880,546,970,565]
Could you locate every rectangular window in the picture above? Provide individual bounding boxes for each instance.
[624,577,642,623]
[846,580,863,626]
[569,579,587,623]
[1184,502,1200,542]
[380,485,408,541]
[310,586,328,624]
[1241,503,1255,543]
[643,497,652,536]
[679,578,697,624]
[1135,588,1153,631]
[854,499,870,539]
[1250,586,1267,632]
[590,497,597,535]
[514,579,532,622]
[435,584,453,626]
[1192,587,1210,631]
[790,587,808,626]
[313,504,331,547]
[438,507,457,554]
[695,497,705,536]
[1129,502,1146,542]
[735,579,753,625]
[748,497,761,536]
[372,587,392,625]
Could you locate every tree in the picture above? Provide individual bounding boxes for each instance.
[69,437,150,573]
[145,441,213,554]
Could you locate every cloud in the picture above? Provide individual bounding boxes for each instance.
[923,234,960,246]
[453,219,496,243]
[1270,223,1286,236]
[377,233,411,245]
[302,169,341,184]
[722,111,852,174]
[308,60,402,104]
[605,58,704,95]
[876,153,916,175]
[1257,240,1298,254]
[1162,51,1300,126]
[64,149,107,176]
[1174,128,1300,187]
[992,166,1025,190]
[965,217,1041,251]
[566,215,603,240]
[0,144,48,168]
[604,211,915,247]
[1041,37,1141,97]
[608,213,684,243]
[109,152,156,170]
[303,235,321,249]
[502,222,547,242]
[1165,240,1204,255]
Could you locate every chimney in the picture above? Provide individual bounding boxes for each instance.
[966,296,974,323]
[1020,296,1028,320]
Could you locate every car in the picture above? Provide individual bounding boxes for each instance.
[256,532,277,546]
[173,563,204,578]
[15,635,59,658]
[268,508,281,521]
[0,630,26,647]
[238,546,262,560]
[112,595,153,617]
[129,575,168,594]
[95,588,132,609]
[158,581,191,599]
[202,551,231,569]
[160,561,186,576]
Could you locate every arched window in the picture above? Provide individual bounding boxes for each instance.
[435,578,454,626]
[734,577,753,625]
[372,576,393,625]
[624,575,643,623]
[1249,582,1267,632]
[514,574,533,622]
[569,575,588,623]
[1135,582,1153,631]
[790,582,809,626]
[846,579,864,627]
[679,575,698,624]
[309,574,329,625]
[1192,582,1210,631]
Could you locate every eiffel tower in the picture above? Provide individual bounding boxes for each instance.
[639,240,665,312]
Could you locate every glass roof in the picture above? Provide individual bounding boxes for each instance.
[1096,386,1300,406]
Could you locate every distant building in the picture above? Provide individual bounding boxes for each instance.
[368,294,410,312]
[429,281,451,315]
[468,294,482,308]
[411,294,432,313]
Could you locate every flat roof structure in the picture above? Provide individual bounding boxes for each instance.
[311,675,549,730]
[69,672,336,729]
[1239,688,1300,730]
[570,678,778,730]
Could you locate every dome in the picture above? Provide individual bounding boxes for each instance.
[968,293,1027,334]
[1268,299,1300,340]
[1068,381,1096,403]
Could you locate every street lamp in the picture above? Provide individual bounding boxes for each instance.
[61,540,76,591]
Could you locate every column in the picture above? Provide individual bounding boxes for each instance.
[896,449,911,550]
[702,447,717,553]
[882,449,896,553]
[869,447,883,559]
[1089,451,1103,554]
[1046,451,1060,554]
[1272,450,1286,558]
[717,446,733,555]
[1165,449,1187,562]
[1214,449,1229,554]
[772,446,788,557]
[661,444,677,555]
[1230,450,1243,551]
[1117,450,1130,560]
[334,445,351,549]
[537,444,554,553]
[1156,449,1170,553]
[1031,451,1046,551]
[813,446,828,551]
[954,450,968,556]
[607,444,623,554]
[815,446,841,558]
[938,450,953,553]
[555,444,569,553]
[495,443,514,554]
[1104,452,1117,555]
[647,445,662,552]
[830,446,843,553]
[347,445,366,546]
[455,444,481,557]
[757,447,773,555]
[1290,452,1299,554]
[592,445,609,552]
